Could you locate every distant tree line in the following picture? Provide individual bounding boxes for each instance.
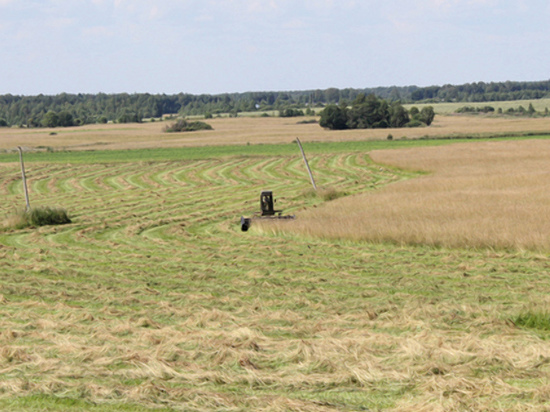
[0,79,548,128]
[319,94,434,130]
[410,80,550,102]
[456,103,549,116]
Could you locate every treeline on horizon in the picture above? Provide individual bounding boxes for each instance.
[0,79,549,127]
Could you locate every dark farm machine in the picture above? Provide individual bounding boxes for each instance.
[240,190,295,231]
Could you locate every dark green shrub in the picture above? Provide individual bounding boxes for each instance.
[319,104,348,130]
[186,121,213,131]
[406,119,425,128]
[279,108,304,117]
[28,207,71,226]
[6,207,71,229]
[163,119,213,133]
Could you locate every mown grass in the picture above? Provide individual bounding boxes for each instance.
[1,140,550,410]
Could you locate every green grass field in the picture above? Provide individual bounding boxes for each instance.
[2,138,550,410]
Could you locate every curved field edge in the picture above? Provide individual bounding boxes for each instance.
[274,138,550,252]
[1,141,550,410]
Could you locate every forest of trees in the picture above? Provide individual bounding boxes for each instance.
[0,80,548,128]
[409,80,550,102]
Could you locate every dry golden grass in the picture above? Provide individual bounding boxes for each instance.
[273,139,550,251]
[2,114,550,152]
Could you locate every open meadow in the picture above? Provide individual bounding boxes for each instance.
[2,114,550,410]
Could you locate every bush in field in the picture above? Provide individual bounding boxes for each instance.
[5,207,71,229]
[163,119,213,133]
[419,106,435,125]
[279,108,304,117]
[28,207,71,226]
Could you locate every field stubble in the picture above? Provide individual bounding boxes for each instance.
[1,125,550,409]
[2,114,550,152]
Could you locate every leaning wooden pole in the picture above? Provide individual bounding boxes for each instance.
[17,146,31,211]
[295,137,317,191]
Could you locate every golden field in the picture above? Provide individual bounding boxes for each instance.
[272,139,550,251]
[2,114,550,152]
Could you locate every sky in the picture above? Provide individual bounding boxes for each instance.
[0,0,549,96]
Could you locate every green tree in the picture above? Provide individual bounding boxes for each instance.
[42,111,59,127]
[389,103,410,128]
[419,106,435,125]
[319,104,348,130]
[57,111,74,127]
[347,94,389,129]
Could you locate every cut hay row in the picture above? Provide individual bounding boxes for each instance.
[1,146,550,410]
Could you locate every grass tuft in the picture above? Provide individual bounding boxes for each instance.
[301,187,345,202]
[4,207,71,229]
[513,310,550,331]
[318,187,345,201]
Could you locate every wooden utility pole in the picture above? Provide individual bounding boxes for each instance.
[295,138,317,191]
[17,146,31,211]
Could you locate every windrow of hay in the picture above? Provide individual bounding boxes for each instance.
[274,139,550,251]
[3,144,550,409]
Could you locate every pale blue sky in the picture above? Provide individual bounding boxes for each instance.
[1,0,548,95]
